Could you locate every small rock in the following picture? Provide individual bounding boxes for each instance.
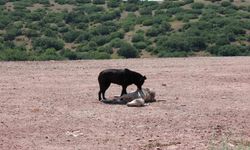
[227,143,235,147]
[162,83,166,86]
[155,147,161,150]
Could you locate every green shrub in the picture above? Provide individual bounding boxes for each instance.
[93,0,105,5]
[132,34,145,43]
[207,44,248,56]
[183,0,194,4]
[89,51,111,59]
[0,49,29,61]
[139,8,152,16]
[146,27,160,37]
[76,0,91,3]
[76,32,92,43]
[93,35,110,46]
[133,42,147,49]
[217,45,242,56]
[3,28,21,41]
[191,3,204,9]
[0,0,6,5]
[110,38,124,48]
[158,51,190,57]
[92,22,118,35]
[76,51,111,59]
[61,49,78,60]
[142,18,154,26]
[161,1,183,9]
[145,45,155,52]
[125,3,138,12]
[32,37,64,50]
[100,11,120,22]
[160,22,172,32]
[63,30,81,43]
[117,42,138,58]
[97,45,113,54]
[166,7,183,15]
[38,48,64,60]
[221,1,231,7]
[107,0,120,8]
[110,31,125,40]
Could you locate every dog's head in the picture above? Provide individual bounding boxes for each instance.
[137,75,147,89]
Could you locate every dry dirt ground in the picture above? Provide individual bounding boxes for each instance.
[0,57,250,150]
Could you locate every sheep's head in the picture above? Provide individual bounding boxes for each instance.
[143,88,156,102]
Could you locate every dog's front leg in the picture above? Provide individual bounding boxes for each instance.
[121,85,127,96]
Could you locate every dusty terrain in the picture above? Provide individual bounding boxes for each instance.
[0,57,250,150]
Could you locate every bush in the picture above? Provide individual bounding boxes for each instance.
[63,30,81,43]
[139,8,152,16]
[23,29,40,38]
[146,27,160,37]
[117,42,138,58]
[93,35,110,46]
[157,34,191,52]
[217,45,242,56]
[158,51,190,57]
[110,38,124,48]
[107,0,120,8]
[76,0,91,3]
[142,18,154,26]
[3,28,21,41]
[145,46,155,52]
[125,3,138,12]
[221,1,231,7]
[93,0,105,4]
[32,37,64,50]
[207,44,248,56]
[133,42,147,49]
[0,49,29,61]
[183,0,194,4]
[132,34,145,43]
[61,49,77,60]
[76,51,111,59]
[75,32,92,43]
[191,3,205,9]
[110,31,125,40]
[100,11,120,22]
[92,22,118,35]
[38,48,64,60]
[97,45,113,54]
[160,22,172,32]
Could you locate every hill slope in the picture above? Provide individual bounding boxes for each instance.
[0,0,250,60]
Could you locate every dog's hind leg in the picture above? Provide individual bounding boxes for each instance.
[100,82,111,100]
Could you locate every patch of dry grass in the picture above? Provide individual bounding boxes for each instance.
[170,20,184,31]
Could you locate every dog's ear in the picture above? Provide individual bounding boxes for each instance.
[143,76,147,80]
[125,68,129,72]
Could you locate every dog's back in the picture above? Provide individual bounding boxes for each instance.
[98,69,126,85]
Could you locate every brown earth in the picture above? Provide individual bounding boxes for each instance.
[0,57,250,150]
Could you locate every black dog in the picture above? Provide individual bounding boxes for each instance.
[98,68,146,100]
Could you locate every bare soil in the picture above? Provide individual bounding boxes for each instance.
[0,57,250,150]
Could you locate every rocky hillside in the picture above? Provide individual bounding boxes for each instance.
[0,0,250,60]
